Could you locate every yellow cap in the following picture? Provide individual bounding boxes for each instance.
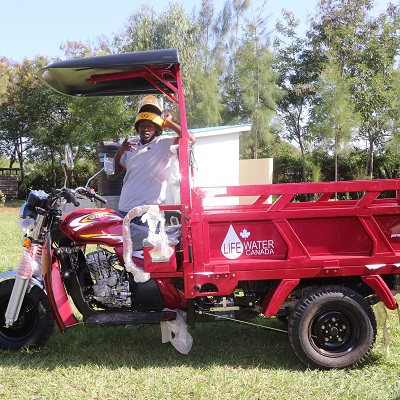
[134,112,164,132]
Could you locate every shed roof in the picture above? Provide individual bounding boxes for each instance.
[189,124,252,138]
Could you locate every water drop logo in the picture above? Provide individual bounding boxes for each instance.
[221,225,244,259]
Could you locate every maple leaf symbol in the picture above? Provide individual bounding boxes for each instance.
[240,229,250,239]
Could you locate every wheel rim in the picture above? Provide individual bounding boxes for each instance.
[310,307,360,356]
[0,297,37,342]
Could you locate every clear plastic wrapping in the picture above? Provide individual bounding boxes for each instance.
[17,245,42,279]
[142,207,175,262]
[122,205,178,281]
[160,309,193,354]
[122,205,152,283]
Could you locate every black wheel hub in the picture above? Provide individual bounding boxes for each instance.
[0,300,36,340]
[312,310,359,353]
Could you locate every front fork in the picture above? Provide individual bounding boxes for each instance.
[4,275,29,327]
[4,245,43,327]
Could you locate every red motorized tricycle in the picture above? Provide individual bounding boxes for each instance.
[1,49,399,369]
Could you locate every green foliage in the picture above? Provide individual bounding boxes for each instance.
[309,57,360,180]
[0,190,5,207]
[0,155,10,168]
[190,71,224,128]
[66,96,132,145]
[224,1,280,158]
[21,164,64,198]
[272,9,323,184]
[118,4,199,73]
[309,0,400,179]
[21,158,100,199]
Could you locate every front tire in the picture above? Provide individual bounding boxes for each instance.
[288,285,376,369]
[0,279,55,350]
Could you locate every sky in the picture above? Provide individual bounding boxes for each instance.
[0,0,391,62]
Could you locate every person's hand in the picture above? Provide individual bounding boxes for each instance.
[163,113,173,128]
[118,135,137,154]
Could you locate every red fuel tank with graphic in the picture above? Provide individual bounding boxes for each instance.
[60,208,123,246]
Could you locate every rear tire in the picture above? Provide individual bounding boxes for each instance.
[0,279,55,350]
[288,285,376,369]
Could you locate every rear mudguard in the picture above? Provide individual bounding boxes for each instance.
[362,275,399,310]
[261,279,300,317]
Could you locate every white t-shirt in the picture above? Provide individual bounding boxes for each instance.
[118,135,176,213]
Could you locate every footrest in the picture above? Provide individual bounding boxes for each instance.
[85,310,176,325]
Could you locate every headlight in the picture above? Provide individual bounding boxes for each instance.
[20,202,38,220]
[19,202,27,219]
[27,190,49,208]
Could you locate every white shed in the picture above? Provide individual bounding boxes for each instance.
[189,125,251,206]
[190,125,274,206]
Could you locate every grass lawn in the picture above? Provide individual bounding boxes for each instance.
[0,206,399,400]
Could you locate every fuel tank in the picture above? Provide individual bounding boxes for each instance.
[60,208,123,246]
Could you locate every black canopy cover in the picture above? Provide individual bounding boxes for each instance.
[38,48,180,97]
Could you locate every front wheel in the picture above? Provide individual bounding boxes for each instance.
[0,279,55,350]
[288,285,376,369]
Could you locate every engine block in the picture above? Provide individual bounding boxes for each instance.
[86,248,131,308]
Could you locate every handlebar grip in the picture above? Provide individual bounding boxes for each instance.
[64,188,80,207]
[93,193,107,204]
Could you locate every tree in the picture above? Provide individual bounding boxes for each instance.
[349,5,400,178]
[309,56,360,182]
[188,0,225,128]
[114,3,200,125]
[0,58,10,106]
[0,58,50,181]
[236,3,279,159]
[273,10,323,180]
[216,0,252,125]
[309,0,400,179]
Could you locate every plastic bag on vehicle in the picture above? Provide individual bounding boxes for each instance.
[122,205,152,283]
[123,205,176,282]
[142,206,175,262]
[160,308,193,355]
[17,245,43,279]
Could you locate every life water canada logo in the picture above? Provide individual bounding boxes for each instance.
[221,225,275,260]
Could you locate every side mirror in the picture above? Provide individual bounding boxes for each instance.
[65,144,74,170]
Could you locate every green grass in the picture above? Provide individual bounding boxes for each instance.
[0,206,24,269]
[0,207,400,399]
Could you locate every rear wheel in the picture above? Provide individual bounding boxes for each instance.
[0,279,55,350]
[288,285,376,369]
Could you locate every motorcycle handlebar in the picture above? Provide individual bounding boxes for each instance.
[74,187,107,205]
[64,188,80,207]
[93,193,107,204]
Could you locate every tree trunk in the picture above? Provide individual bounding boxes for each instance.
[366,138,374,179]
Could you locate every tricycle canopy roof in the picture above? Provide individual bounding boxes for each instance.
[38,48,180,97]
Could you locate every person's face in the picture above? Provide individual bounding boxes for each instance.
[138,120,157,144]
